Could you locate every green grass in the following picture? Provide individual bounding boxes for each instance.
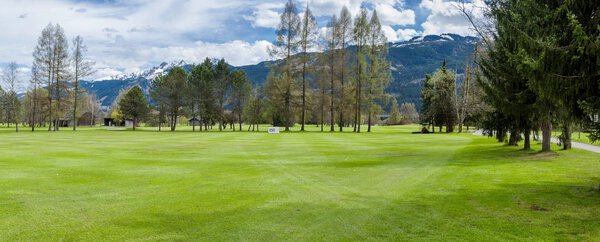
[1,125,599,241]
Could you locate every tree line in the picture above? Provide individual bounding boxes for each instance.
[132,58,254,132]
[2,2,421,133]
[117,1,399,133]
[446,0,600,152]
[420,60,487,134]
[0,23,98,132]
[265,0,393,133]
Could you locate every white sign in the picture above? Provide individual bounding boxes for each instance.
[268,127,280,134]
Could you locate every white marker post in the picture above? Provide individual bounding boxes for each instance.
[268,127,280,134]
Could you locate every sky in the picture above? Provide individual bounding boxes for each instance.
[0,0,485,82]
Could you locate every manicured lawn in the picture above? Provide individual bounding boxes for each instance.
[0,125,599,241]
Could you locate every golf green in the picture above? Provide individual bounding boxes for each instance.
[1,125,599,240]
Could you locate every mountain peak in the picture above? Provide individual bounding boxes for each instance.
[141,60,189,80]
[392,33,478,48]
[103,60,189,82]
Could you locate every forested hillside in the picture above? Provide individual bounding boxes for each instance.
[81,34,477,110]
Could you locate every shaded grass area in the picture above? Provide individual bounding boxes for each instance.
[0,125,599,241]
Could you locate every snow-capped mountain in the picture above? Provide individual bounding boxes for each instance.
[99,60,190,81]
[393,33,478,48]
[81,34,479,111]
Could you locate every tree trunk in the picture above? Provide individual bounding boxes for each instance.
[284,88,291,132]
[562,123,572,150]
[239,112,243,132]
[497,128,506,142]
[171,112,177,132]
[48,93,53,131]
[15,109,19,132]
[301,52,307,131]
[158,108,162,132]
[357,77,361,133]
[219,115,223,131]
[508,129,518,146]
[55,73,60,132]
[73,78,78,131]
[90,104,95,128]
[367,102,372,133]
[330,55,335,132]
[339,53,345,132]
[524,129,531,150]
[541,111,552,152]
[31,88,37,132]
[321,90,325,132]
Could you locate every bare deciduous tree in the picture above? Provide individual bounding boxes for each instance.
[71,35,94,131]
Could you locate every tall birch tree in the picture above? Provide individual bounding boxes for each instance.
[2,62,20,132]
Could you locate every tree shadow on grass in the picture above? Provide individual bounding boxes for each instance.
[293,140,559,169]
[446,139,563,167]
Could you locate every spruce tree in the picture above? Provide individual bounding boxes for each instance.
[119,86,149,131]
[387,98,402,125]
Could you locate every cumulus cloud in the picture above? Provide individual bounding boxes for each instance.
[374,3,415,26]
[138,40,273,67]
[243,2,283,29]
[0,0,481,81]
[90,39,272,80]
[419,0,486,36]
[246,0,415,28]
[382,25,420,42]
[0,0,275,79]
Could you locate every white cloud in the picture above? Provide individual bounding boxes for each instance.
[247,0,414,28]
[0,0,276,80]
[396,28,421,41]
[91,40,272,80]
[138,40,273,67]
[381,25,399,42]
[419,0,486,36]
[243,2,283,29]
[375,3,415,26]
[382,26,420,42]
[93,67,124,81]
[1,0,482,81]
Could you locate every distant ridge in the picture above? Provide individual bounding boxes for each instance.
[80,33,478,110]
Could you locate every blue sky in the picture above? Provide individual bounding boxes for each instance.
[0,0,485,81]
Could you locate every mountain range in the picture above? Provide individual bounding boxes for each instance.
[80,33,478,111]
